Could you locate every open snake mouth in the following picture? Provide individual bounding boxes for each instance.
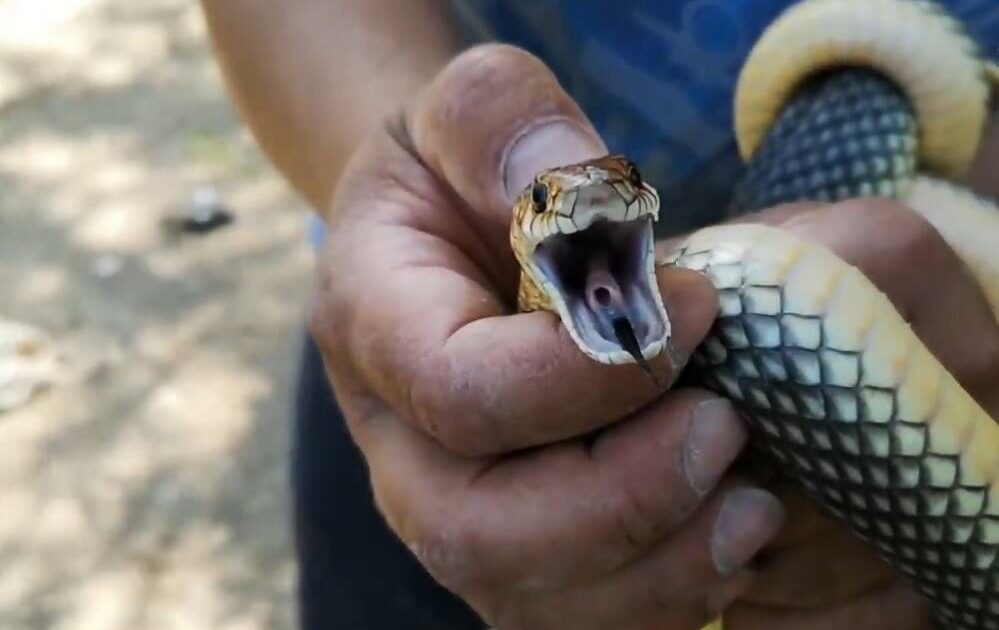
[530,213,668,365]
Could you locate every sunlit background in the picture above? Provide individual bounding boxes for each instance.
[1,1,313,628]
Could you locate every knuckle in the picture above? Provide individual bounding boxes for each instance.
[420,407,505,459]
[611,456,702,550]
[409,355,508,457]
[433,418,499,459]
[612,482,663,553]
[407,516,484,593]
[407,356,458,443]
[601,479,696,570]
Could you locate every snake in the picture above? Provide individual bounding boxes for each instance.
[508,0,999,627]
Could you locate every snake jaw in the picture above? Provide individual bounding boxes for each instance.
[511,155,671,366]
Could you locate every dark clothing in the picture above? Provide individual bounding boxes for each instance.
[292,335,487,629]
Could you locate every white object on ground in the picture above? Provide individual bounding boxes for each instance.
[0,318,60,412]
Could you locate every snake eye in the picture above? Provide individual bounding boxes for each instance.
[531,181,549,213]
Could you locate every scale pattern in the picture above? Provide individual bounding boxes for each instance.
[681,66,999,628]
[665,226,999,630]
[728,69,919,214]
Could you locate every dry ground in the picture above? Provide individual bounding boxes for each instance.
[1,1,315,628]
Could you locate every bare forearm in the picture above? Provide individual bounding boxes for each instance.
[200,0,459,210]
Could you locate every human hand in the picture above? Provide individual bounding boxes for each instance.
[714,198,999,629]
[309,44,788,630]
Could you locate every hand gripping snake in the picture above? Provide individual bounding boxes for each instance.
[509,0,999,627]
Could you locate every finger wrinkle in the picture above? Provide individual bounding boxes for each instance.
[409,342,510,456]
[408,520,483,592]
[376,227,498,296]
[613,477,662,553]
[364,176,516,291]
[348,251,499,361]
[332,137,431,220]
[351,128,504,278]
[589,418,693,551]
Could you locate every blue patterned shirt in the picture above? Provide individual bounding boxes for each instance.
[308,1,999,247]
[447,0,999,232]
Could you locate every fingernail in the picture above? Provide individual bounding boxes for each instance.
[682,399,747,495]
[711,488,785,576]
[501,120,604,203]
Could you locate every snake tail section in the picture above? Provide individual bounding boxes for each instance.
[728,68,919,214]
[734,0,991,179]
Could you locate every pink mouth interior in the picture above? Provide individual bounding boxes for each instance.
[532,217,665,357]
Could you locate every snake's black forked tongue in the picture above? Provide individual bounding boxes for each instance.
[612,316,662,386]
[584,256,664,388]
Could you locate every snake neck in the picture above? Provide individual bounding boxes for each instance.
[727,67,919,217]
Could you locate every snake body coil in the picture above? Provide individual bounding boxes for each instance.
[511,0,999,627]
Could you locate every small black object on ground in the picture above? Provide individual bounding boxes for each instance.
[162,186,235,235]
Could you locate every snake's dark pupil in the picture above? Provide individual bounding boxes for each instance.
[531,182,548,212]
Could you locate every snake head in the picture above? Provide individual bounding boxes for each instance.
[510,154,671,366]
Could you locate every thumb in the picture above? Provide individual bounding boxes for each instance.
[406,44,608,233]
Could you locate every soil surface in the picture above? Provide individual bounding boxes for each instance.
[1,1,314,628]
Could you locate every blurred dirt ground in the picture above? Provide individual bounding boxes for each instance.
[0,1,314,628]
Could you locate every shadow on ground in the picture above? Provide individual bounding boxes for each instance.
[0,2,313,628]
